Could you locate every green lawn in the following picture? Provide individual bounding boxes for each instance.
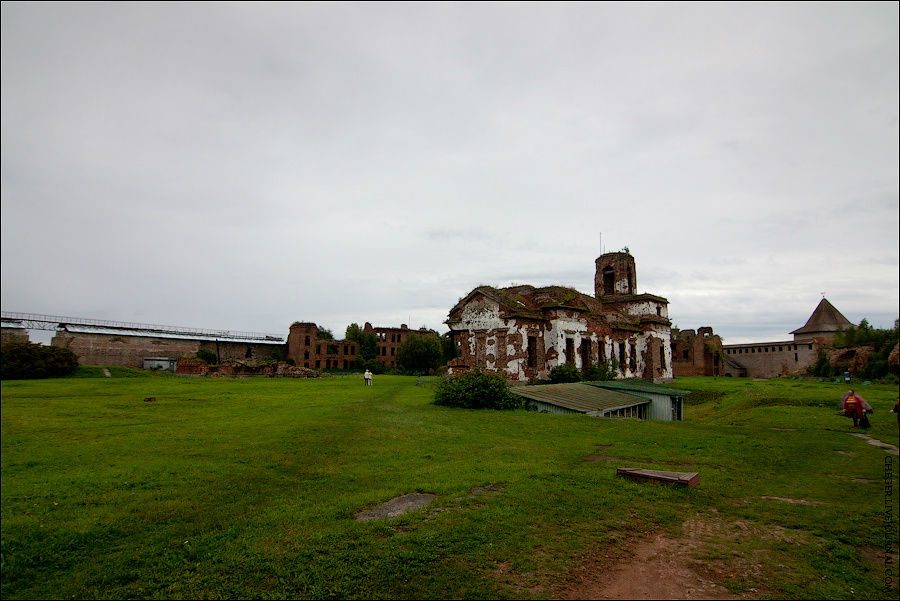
[1,373,898,599]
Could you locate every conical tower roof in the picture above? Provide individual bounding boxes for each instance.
[789,298,854,336]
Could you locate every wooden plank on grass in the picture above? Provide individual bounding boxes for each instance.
[616,467,699,488]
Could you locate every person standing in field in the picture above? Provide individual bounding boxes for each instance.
[364,369,372,386]
[842,389,869,428]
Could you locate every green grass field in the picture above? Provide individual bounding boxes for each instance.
[2,373,898,599]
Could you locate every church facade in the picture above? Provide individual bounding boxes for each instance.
[445,252,673,383]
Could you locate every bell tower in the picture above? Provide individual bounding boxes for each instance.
[594,251,636,298]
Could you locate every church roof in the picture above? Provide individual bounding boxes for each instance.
[789,298,854,335]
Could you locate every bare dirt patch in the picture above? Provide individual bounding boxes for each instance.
[552,516,779,600]
[759,496,824,506]
[836,450,858,456]
[848,433,899,455]
[355,493,435,521]
[470,484,504,496]
[583,454,697,468]
[583,454,622,462]
[555,519,746,599]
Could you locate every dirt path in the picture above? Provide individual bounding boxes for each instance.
[848,432,899,455]
[555,517,757,600]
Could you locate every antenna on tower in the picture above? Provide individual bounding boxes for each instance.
[599,232,603,255]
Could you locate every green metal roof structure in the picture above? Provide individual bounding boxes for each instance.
[510,383,650,415]
[585,379,691,397]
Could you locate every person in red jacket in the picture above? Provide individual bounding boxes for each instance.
[842,390,869,428]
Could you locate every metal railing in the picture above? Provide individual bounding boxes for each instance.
[1,311,284,342]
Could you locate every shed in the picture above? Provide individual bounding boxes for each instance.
[510,383,651,419]
[585,379,690,421]
[142,357,177,371]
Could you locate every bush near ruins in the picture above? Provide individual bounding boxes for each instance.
[0,342,78,380]
[583,359,619,381]
[549,363,582,383]
[195,349,218,364]
[434,369,522,409]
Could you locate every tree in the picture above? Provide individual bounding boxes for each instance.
[441,333,459,364]
[316,327,334,340]
[397,333,442,374]
[358,332,378,362]
[345,323,363,343]
[1,342,79,380]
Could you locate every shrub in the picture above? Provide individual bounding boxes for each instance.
[196,349,218,364]
[549,363,582,383]
[1,342,79,380]
[434,369,522,410]
[582,359,619,381]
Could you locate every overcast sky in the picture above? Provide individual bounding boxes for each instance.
[2,2,898,345]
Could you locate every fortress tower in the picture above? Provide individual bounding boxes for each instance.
[594,251,636,298]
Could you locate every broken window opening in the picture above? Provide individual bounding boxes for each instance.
[527,336,537,368]
[565,338,575,365]
[602,267,615,295]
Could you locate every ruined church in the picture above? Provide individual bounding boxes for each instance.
[445,252,673,382]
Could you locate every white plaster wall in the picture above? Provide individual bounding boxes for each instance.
[456,296,505,330]
[622,300,668,318]
[651,324,674,380]
[543,311,589,370]
[504,324,527,382]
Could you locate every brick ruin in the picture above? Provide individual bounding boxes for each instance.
[445,252,673,383]
[286,322,431,370]
[45,326,285,370]
[671,327,725,377]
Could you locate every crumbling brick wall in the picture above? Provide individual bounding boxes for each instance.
[52,331,285,369]
[1,327,30,345]
[671,327,724,377]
